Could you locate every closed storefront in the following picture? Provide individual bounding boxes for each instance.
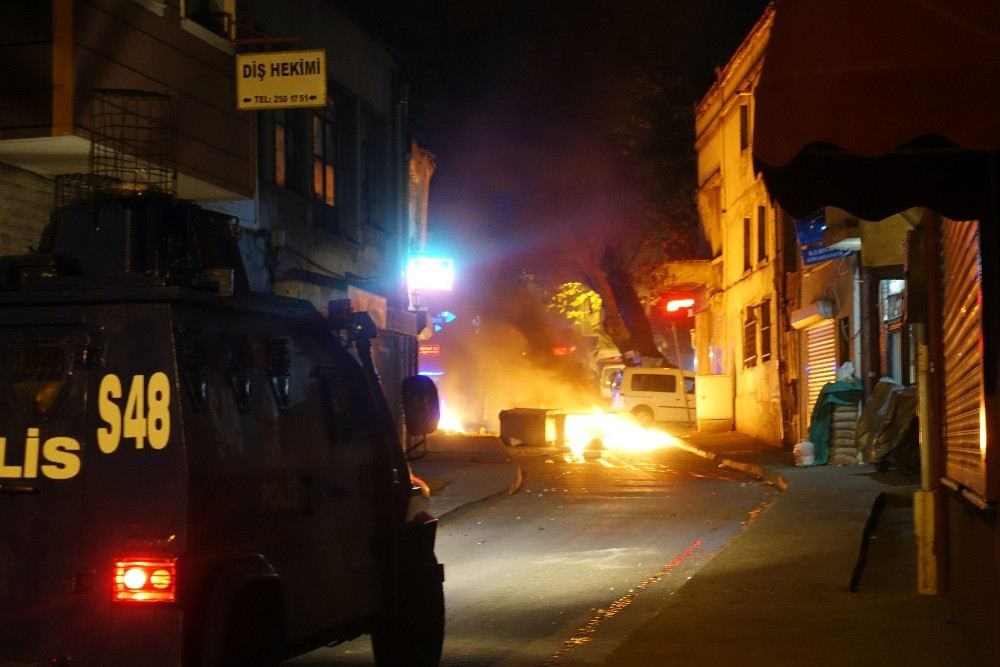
[803,319,837,428]
[939,218,986,497]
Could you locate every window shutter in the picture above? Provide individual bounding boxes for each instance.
[743,307,758,367]
[759,299,772,362]
[804,321,836,427]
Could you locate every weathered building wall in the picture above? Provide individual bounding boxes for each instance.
[244,0,409,310]
[861,213,912,267]
[0,163,53,256]
[0,0,253,201]
[694,6,784,444]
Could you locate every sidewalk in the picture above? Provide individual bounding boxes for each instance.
[409,433,523,521]
[607,430,976,666]
[411,430,977,665]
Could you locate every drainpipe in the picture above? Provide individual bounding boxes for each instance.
[913,321,938,594]
[913,213,944,595]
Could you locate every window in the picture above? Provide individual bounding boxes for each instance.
[739,104,749,151]
[610,369,623,393]
[759,299,772,362]
[757,205,768,263]
[743,307,758,367]
[273,110,287,188]
[361,109,388,228]
[312,109,336,207]
[631,373,676,393]
[743,216,752,272]
[182,0,234,39]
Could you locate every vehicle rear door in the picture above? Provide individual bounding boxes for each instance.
[0,321,95,662]
[1,304,187,666]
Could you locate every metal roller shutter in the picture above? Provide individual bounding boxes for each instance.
[940,218,985,494]
[805,320,837,427]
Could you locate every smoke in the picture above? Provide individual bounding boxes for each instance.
[432,281,601,431]
[410,2,771,424]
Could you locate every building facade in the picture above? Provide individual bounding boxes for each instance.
[749,1,1000,659]
[692,6,793,445]
[693,6,892,449]
[0,0,430,430]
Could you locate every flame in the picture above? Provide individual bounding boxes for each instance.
[437,399,470,434]
[563,408,677,462]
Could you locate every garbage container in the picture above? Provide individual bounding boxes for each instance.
[498,408,563,446]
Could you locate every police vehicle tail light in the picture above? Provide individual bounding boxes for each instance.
[113,558,177,603]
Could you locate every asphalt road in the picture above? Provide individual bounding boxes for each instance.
[285,443,775,666]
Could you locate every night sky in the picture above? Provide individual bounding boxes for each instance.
[336,0,771,299]
[327,1,772,407]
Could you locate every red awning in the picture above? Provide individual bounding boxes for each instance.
[753,0,1000,220]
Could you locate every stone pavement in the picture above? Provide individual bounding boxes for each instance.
[411,430,979,666]
[607,430,976,666]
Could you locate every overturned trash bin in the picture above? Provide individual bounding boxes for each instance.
[498,408,564,446]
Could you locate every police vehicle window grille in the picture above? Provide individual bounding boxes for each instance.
[321,367,364,443]
[12,342,69,381]
[7,341,72,418]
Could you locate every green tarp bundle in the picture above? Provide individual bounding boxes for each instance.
[806,379,863,466]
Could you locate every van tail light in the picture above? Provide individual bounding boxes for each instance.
[113,558,177,603]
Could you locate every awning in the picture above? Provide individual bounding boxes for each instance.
[753,0,1000,220]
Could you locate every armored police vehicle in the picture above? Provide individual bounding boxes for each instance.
[0,192,443,666]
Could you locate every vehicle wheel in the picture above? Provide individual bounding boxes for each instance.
[218,588,282,667]
[632,405,654,426]
[371,560,445,667]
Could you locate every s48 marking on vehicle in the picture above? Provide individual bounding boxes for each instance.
[98,372,171,452]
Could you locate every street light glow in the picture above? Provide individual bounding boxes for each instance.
[407,256,455,291]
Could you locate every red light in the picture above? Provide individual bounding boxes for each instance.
[665,298,695,313]
[113,558,177,602]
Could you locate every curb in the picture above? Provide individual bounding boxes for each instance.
[673,440,789,492]
[435,463,525,525]
[507,464,525,496]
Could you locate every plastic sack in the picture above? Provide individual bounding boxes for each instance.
[793,440,815,466]
[836,361,857,383]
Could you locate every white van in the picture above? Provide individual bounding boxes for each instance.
[612,367,696,424]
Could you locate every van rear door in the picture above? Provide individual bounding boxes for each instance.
[629,370,690,422]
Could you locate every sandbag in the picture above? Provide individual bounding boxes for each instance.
[806,379,863,465]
